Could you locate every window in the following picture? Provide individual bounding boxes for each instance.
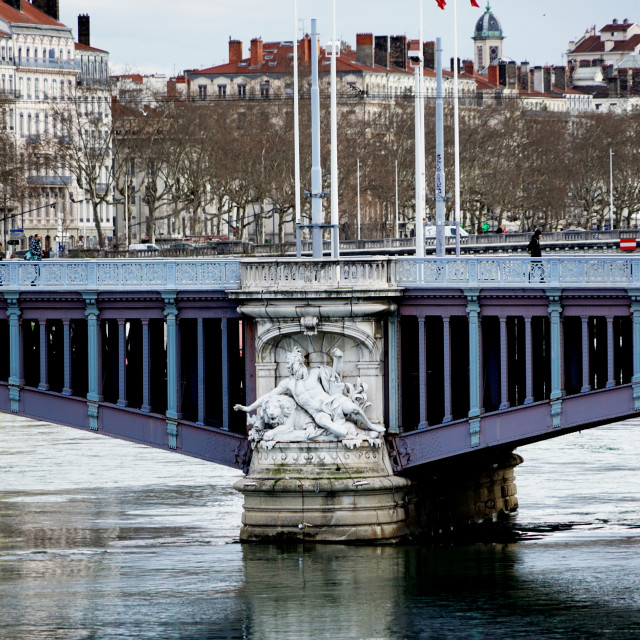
[1,75,4,91]
[260,81,270,99]
[43,78,48,96]
[26,78,31,99]
[8,47,12,61]
[198,84,207,100]
[238,84,246,98]
[217,84,227,98]
[1,46,5,60]
[26,47,30,59]
[52,79,57,98]
[19,112,23,135]
[34,78,39,99]
[34,48,38,60]
[67,80,72,97]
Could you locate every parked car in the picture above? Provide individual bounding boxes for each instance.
[10,249,28,259]
[168,242,196,250]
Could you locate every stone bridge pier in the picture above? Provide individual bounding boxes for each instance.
[230,261,520,542]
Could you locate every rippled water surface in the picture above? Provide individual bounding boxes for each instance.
[1,415,639,639]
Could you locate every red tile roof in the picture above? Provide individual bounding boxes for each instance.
[570,35,604,54]
[0,1,64,27]
[611,33,640,52]
[601,22,635,33]
[75,42,108,54]
[192,40,413,77]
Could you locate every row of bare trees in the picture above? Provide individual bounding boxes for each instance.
[8,91,640,248]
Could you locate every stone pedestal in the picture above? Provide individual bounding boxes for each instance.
[234,441,415,543]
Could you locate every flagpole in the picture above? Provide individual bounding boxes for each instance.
[330,0,340,258]
[453,0,461,256]
[293,0,302,257]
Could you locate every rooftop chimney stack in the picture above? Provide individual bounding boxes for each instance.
[78,14,90,46]
[250,37,263,67]
[374,35,389,68]
[356,33,374,67]
[3,0,22,11]
[228,39,243,64]
[32,0,59,21]
[389,35,407,70]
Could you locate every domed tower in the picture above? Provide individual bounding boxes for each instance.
[473,2,504,72]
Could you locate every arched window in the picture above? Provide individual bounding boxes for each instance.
[34,77,39,99]
[43,78,48,96]
[51,79,57,97]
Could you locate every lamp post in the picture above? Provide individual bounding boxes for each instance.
[609,148,614,231]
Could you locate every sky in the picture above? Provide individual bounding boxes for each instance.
[58,0,640,76]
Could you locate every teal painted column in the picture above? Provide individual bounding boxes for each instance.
[629,291,640,409]
[417,316,428,429]
[499,315,510,410]
[442,315,452,423]
[606,315,615,388]
[141,319,151,412]
[387,310,399,434]
[580,315,591,392]
[83,292,101,430]
[38,320,49,391]
[197,317,205,426]
[221,317,230,430]
[62,319,72,396]
[116,318,128,407]
[5,292,22,413]
[546,289,563,427]
[163,292,179,449]
[464,290,481,447]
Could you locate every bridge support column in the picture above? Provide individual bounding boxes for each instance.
[221,317,230,430]
[547,289,563,427]
[62,319,72,396]
[499,315,510,410]
[83,292,102,431]
[387,311,399,434]
[116,318,128,407]
[630,292,640,409]
[465,290,481,446]
[524,315,534,404]
[580,315,591,392]
[38,320,49,391]
[442,315,452,422]
[141,319,151,412]
[196,317,205,425]
[417,316,428,429]
[5,292,22,413]
[606,315,615,388]
[163,292,181,424]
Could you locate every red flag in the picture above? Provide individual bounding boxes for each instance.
[436,0,481,8]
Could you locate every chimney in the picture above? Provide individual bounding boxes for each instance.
[423,41,435,70]
[553,65,567,91]
[450,57,461,73]
[543,66,552,93]
[488,64,499,86]
[32,0,59,21]
[498,61,507,86]
[463,59,474,75]
[3,0,22,10]
[78,14,90,46]
[250,38,263,66]
[374,35,389,68]
[356,33,374,67]
[389,35,407,70]
[533,66,543,92]
[607,76,620,97]
[229,39,242,64]
[299,35,311,65]
[519,62,530,91]
[506,61,517,88]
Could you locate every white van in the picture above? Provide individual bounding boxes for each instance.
[129,243,159,252]
[424,225,469,238]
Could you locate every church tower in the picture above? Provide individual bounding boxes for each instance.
[473,3,504,71]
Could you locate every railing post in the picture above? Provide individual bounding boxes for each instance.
[5,292,22,412]
[547,289,563,427]
[465,289,481,446]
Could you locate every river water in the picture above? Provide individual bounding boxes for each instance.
[1,414,639,640]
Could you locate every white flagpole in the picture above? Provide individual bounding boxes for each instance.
[293,0,302,257]
[453,0,461,256]
[330,0,340,258]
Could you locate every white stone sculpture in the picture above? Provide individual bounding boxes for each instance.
[234,346,385,448]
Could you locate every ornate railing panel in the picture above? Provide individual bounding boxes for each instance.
[241,258,393,289]
[0,259,241,291]
[395,256,640,288]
